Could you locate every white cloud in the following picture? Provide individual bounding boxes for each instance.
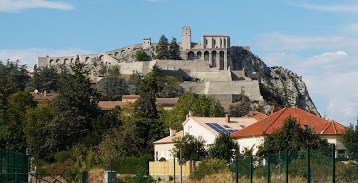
[290,1,358,13]
[0,0,75,12]
[0,48,92,68]
[256,32,358,126]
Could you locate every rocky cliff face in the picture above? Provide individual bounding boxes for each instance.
[230,46,319,115]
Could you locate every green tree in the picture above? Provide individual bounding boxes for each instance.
[168,37,181,60]
[0,91,36,151]
[208,133,238,162]
[96,64,128,101]
[24,104,57,160]
[50,59,100,150]
[229,94,251,117]
[155,35,170,60]
[135,50,151,61]
[134,66,160,119]
[342,123,358,159]
[0,60,29,111]
[161,93,224,129]
[98,105,165,158]
[173,134,207,161]
[97,77,128,101]
[158,76,184,98]
[26,66,60,92]
[257,116,329,156]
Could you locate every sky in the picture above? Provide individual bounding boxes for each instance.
[0,0,357,126]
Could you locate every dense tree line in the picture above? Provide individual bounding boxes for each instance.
[0,59,224,167]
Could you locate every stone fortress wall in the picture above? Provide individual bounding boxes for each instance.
[36,26,262,106]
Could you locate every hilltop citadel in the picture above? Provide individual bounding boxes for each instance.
[37,26,263,107]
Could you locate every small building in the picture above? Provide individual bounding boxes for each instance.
[153,129,182,161]
[231,107,347,157]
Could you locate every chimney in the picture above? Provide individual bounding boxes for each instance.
[188,110,192,116]
[44,90,47,98]
[225,114,230,123]
[248,110,253,117]
[271,105,274,115]
[169,128,176,137]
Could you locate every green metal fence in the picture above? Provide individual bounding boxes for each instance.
[234,144,358,183]
[0,148,28,183]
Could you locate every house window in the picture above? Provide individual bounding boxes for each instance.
[337,150,346,158]
[155,151,158,161]
[187,126,192,135]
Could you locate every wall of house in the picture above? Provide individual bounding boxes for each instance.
[236,136,264,155]
[183,119,216,146]
[154,143,175,162]
[322,135,346,157]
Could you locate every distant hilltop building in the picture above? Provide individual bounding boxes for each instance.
[37,26,234,70]
[37,26,261,108]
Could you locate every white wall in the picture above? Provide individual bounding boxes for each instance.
[236,136,264,155]
[183,119,216,146]
[154,143,175,161]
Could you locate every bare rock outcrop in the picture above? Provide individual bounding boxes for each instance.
[230,46,319,115]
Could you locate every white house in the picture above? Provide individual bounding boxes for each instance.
[153,113,263,161]
[231,107,347,157]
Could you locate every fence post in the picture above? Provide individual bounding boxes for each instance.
[285,149,288,183]
[332,144,335,183]
[173,158,176,183]
[267,154,270,183]
[80,171,88,183]
[235,156,238,183]
[250,154,253,183]
[307,146,311,183]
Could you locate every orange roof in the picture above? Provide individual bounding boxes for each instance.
[154,131,183,144]
[231,107,346,138]
[97,101,128,110]
[155,98,178,106]
[122,95,140,99]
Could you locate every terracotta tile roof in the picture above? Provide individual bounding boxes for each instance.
[231,107,347,138]
[154,131,183,144]
[245,110,268,121]
[184,116,258,136]
[155,98,179,106]
[122,95,140,99]
[97,101,128,110]
[30,92,57,101]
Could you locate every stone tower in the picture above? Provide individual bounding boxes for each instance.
[182,26,191,50]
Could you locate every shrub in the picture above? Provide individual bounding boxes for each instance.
[339,163,358,182]
[126,168,155,183]
[54,151,71,163]
[168,175,174,181]
[191,158,228,179]
[159,157,166,162]
[111,155,152,174]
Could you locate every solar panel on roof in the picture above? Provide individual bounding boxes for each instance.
[205,123,237,134]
